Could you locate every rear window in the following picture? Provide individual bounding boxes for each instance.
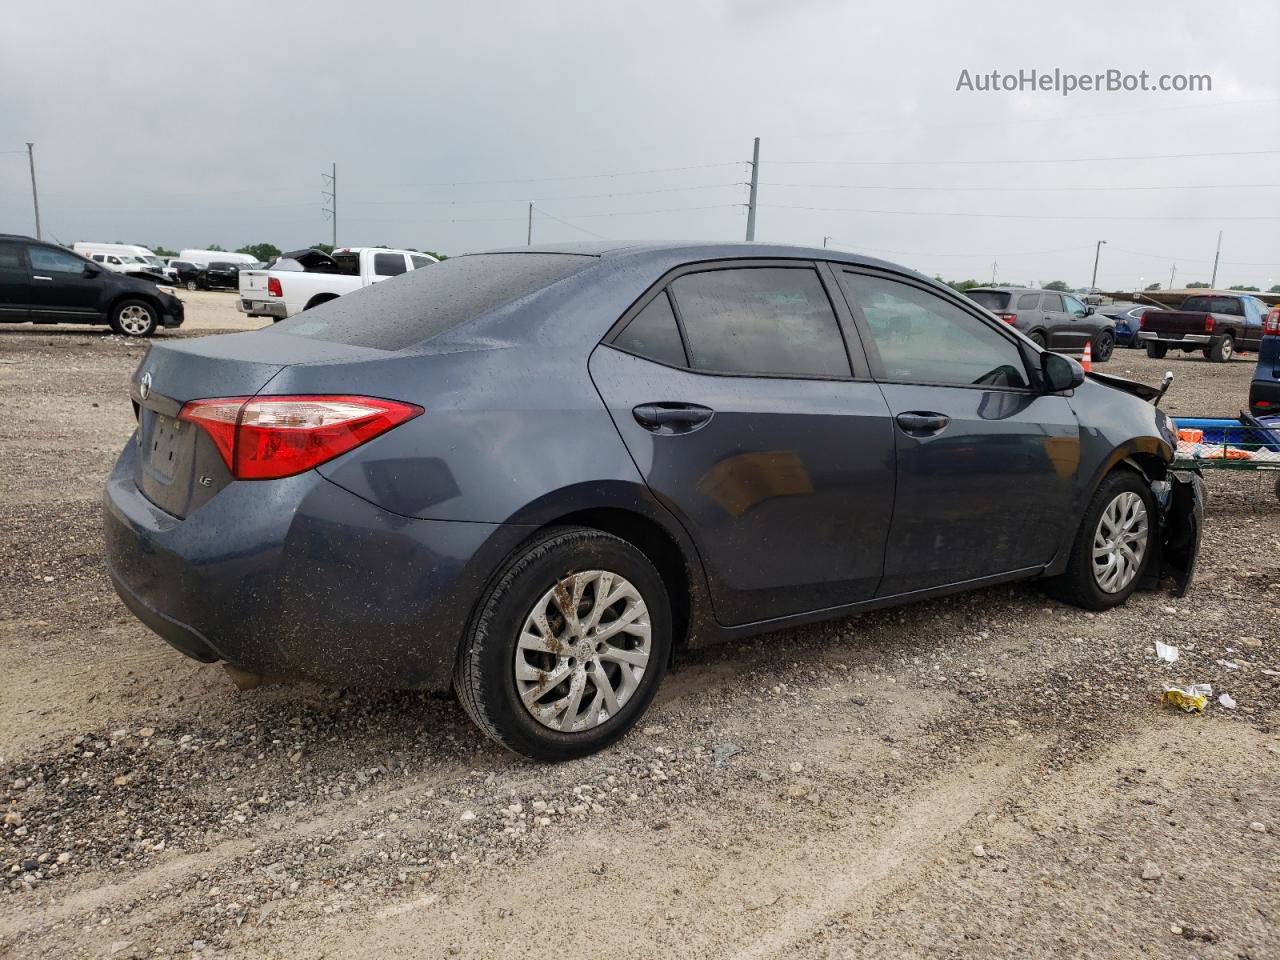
[966,290,1009,311]
[1181,296,1243,316]
[277,253,594,351]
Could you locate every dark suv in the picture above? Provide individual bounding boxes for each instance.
[966,287,1115,361]
[0,235,183,337]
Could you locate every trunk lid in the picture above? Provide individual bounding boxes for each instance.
[128,331,382,518]
[238,269,271,297]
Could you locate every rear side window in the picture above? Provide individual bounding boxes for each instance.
[614,291,687,367]
[670,267,850,378]
[1016,293,1041,310]
[966,290,1009,311]
[0,242,22,269]
[278,253,594,351]
[374,252,407,277]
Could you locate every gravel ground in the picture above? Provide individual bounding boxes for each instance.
[1,312,1277,959]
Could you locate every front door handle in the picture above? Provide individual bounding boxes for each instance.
[633,403,714,433]
[33,275,52,281]
[895,411,950,435]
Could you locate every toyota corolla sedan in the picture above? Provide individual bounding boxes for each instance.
[104,242,1203,759]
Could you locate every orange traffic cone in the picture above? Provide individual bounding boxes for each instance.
[1081,340,1093,372]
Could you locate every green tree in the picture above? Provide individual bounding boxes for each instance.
[1227,284,1260,292]
[311,242,335,255]
[420,250,448,261]
[1187,281,1211,288]
[152,245,178,258]
[1145,282,1162,291]
[1269,284,1280,294]
[237,243,282,262]
[941,278,982,291]
[1043,280,1070,292]
[206,243,226,252]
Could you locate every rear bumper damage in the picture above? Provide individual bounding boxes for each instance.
[1143,470,1205,597]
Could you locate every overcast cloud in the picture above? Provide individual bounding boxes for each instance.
[2,0,1277,289]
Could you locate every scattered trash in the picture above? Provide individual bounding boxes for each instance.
[712,743,741,768]
[1161,683,1212,713]
[1141,862,1163,881]
[972,844,986,858]
[1154,641,1179,663]
[1218,693,1237,710]
[1216,659,1240,670]
[1249,821,1267,833]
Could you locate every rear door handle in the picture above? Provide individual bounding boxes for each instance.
[633,403,714,433]
[895,411,950,435]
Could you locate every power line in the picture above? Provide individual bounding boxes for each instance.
[534,207,610,240]
[348,181,744,207]
[764,181,1280,193]
[771,203,1280,222]
[768,148,1280,167]
[387,161,743,189]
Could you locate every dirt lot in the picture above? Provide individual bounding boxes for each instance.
[1,303,1277,959]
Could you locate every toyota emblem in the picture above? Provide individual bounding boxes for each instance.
[139,371,152,401]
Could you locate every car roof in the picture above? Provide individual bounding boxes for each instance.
[474,240,935,281]
[0,233,35,242]
[968,286,1050,294]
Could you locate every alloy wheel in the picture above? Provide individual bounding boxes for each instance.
[514,570,651,732]
[117,304,153,336]
[1092,492,1148,593]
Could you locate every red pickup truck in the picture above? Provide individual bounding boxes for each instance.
[1137,293,1269,363]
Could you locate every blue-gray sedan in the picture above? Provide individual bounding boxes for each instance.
[104,242,1202,759]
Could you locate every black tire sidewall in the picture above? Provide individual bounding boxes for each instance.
[459,528,672,760]
[1094,331,1114,362]
[1062,472,1156,610]
[111,299,157,337]
[1146,342,1168,359]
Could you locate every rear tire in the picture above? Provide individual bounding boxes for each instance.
[1043,470,1154,611]
[454,527,672,760]
[185,280,198,291]
[1208,334,1234,363]
[1093,330,1115,363]
[109,299,157,338]
[1145,342,1168,359]
[1029,331,1047,349]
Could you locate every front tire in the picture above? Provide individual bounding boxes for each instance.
[110,299,158,338]
[1043,470,1154,611]
[1145,342,1168,359]
[1093,330,1115,362]
[1029,331,1047,349]
[454,527,672,760]
[185,280,198,291]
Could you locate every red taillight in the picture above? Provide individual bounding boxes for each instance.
[1265,308,1280,336]
[997,313,1017,324]
[266,276,283,298]
[1204,313,1215,332]
[178,395,423,480]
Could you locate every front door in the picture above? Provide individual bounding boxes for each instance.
[0,240,31,322]
[836,268,1081,596]
[1062,294,1093,352]
[26,244,101,322]
[589,262,897,626]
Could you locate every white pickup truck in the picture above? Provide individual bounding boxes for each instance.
[237,247,438,320]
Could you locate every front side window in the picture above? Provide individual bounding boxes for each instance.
[841,272,1029,389]
[1064,294,1087,317]
[410,255,433,270]
[28,245,86,274]
[374,253,407,277]
[669,267,850,378]
[614,291,687,367]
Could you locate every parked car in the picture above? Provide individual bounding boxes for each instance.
[104,242,1202,759]
[167,259,203,290]
[73,243,176,282]
[1137,293,1268,362]
[238,247,437,320]
[1094,301,1163,348]
[964,286,1115,360]
[1247,306,1280,416]
[0,233,183,336]
[198,261,243,291]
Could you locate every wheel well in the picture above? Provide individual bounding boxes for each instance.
[1116,452,1167,484]
[107,293,160,318]
[304,293,338,310]
[539,508,693,652]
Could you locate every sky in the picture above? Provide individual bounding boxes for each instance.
[2,0,1278,290]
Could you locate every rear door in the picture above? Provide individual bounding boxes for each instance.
[26,244,101,322]
[835,268,1080,596]
[589,260,897,626]
[0,240,31,322]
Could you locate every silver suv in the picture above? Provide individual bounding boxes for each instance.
[966,287,1115,361]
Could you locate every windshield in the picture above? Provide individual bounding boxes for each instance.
[1181,296,1243,316]
[965,290,1010,311]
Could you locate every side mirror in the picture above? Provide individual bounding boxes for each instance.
[83,264,100,278]
[1041,351,1085,392]
[1085,305,1095,315]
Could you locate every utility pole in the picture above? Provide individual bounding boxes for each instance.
[991,260,997,284]
[25,142,41,240]
[321,163,337,248]
[1169,264,1176,289]
[1090,239,1106,290]
[1210,230,1222,289]
[823,236,831,248]
[745,137,760,241]
[527,202,533,245]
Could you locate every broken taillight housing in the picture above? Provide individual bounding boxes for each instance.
[178,395,422,480]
